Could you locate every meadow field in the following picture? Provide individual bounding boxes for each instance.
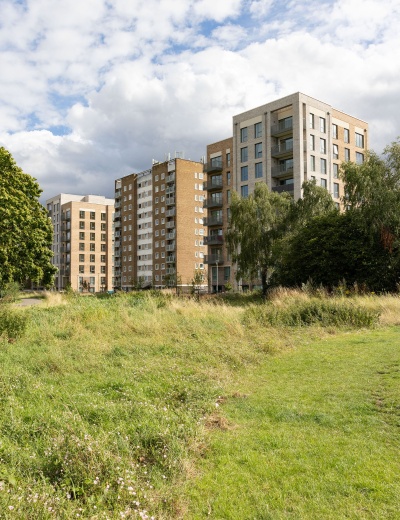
[0,290,399,519]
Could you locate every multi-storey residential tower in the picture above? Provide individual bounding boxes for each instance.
[203,137,234,292]
[204,92,368,291]
[114,157,207,291]
[232,92,368,202]
[46,194,115,292]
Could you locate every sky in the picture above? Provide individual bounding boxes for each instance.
[1,0,400,202]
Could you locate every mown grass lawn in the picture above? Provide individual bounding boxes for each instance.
[185,327,400,519]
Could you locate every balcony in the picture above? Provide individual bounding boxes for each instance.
[203,160,223,173]
[166,173,175,183]
[60,246,70,253]
[61,215,70,222]
[204,235,223,245]
[114,211,121,219]
[61,222,70,231]
[166,231,176,240]
[203,177,223,191]
[271,166,294,179]
[166,208,175,217]
[115,201,121,209]
[115,240,121,247]
[166,197,175,206]
[204,254,224,265]
[166,185,175,195]
[115,188,121,196]
[272,184,294,194]
[114,261,121,267]
[203,215,223,227]
[204,198,223,209]
[166,267,175,275]
[271,142,294,159]
[166,220,175,229]
[166,255,175,263]
[59,269,70,276]
[271,119,293,137]
[166,242,175,252]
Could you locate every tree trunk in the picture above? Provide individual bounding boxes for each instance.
[261,268,268,301]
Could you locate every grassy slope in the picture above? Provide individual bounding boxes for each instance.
[0,293,399,519]
[185,327,400,519]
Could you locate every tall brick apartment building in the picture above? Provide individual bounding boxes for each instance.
[204,92,369,291]
[46,194,115,292]
[114,157,207,291]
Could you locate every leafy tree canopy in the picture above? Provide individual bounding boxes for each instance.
[225,183,292,297]
[0,147,56,288]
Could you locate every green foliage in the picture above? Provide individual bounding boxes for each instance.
[226,183,292,296]
[0,281,21,303]
[243,299,380,328]
[275,211,398,291]
[0,306,27,340]
[0,147,56,288]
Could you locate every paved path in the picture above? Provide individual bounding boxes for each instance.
[16,298,43,307]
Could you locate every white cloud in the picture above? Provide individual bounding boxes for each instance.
[0,0,399,202]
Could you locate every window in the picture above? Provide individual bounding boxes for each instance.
[321,178,327,189]
[90,232,95,240]
[254,122,262,138]
[90,222,95,230]
[101,234,106,241]
[241,185,248,198]
[255,162,263,178]
[240,147,248,162]
[90,243,95,251]
[320,158,327,174]
[255,142,262,158]
[241,166,248,181]
[224,266,231,282]
[101,244,106,252]
[79,211,85,218]
[101,223,106,231]
[79,254,84,262]
[333,163,339,179]
[355,133,364,148]
[79,232,85,240]
[320,138,326,154]
[90,254,95,263]
[101,266,106,274]
[310,134,315,151]
[240,127,248,142]
[344,128,350,143]
[227,171,231,185]
[227,190,231,203]
[310,155,316,172]
[90,266,95,273]
[333,144,339,159]
[333,183,340,199]
[320,117,326,133]
[345,148,350,161]
[79,265,84,274]
[79,221,85,229]
[101,213,106,221]
[90,212,95,220]
[226,152,231,167]
[101,255,106,263]
[332,124,338,139]
[309,113,315,129]
[79,243,85,251]
[356,152,364,164]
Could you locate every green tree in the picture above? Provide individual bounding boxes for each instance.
[276,211,396,291]
[341,140,400,250]
[226,183,292,298]
[0,147,56,289]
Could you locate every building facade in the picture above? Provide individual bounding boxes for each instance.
[203,137,234,292]
[204,92,369,291]
[46,194,115,292]
[114,157,207,291]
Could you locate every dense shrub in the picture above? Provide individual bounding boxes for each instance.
[244,299,380,328]
[0,306,27,340]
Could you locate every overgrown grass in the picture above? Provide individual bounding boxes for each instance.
[0,291,399,518]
